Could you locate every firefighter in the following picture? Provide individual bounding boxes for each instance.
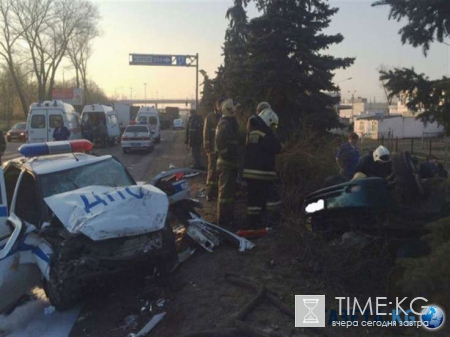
[185,109,204,169]
[247,102,271,130]
[203,98,224,201]
[243,108,283,229]
[215,98,240,226]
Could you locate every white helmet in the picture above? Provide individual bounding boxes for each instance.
[373,145,390,162]
[258,108,279,128]
[256,101,271,113]
[221,98,240,117]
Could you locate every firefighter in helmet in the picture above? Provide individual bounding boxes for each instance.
[243,107,283,229]
[203,98,224,201]
[215,98,240,226]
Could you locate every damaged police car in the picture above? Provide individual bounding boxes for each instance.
[0,140,192,311]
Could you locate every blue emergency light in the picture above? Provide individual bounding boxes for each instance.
[19,140,93,157]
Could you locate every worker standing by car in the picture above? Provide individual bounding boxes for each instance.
[336,132,360,180]
[353,145,392,179]
[215,99,240,227]
[185,109,204,169]
[52,120,71,141]
[0,130,6,165]
[203,98,224,201]
[243,108,283,229]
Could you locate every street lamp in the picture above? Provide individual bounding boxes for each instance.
[337,77,352,84]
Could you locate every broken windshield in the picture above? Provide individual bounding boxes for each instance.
[40,158,135,198]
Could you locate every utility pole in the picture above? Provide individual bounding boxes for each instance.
[144,83,147,101]
[348,90,357,119]
[130,87,133,100]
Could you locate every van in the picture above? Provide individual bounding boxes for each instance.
[27,100,81,143]
[81,104,120,146]
[135,106,161,143]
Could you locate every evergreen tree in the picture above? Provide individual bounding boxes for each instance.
[372,0,450,55]
[247,0,354,130]
[375,1,450,133]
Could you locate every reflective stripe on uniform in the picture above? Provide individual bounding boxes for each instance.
[249,130,266,137]
[243,169,277,180]
[247,206,263,215]
[217,158,239,168]
[206,181,218,187]
[266,201,282,210]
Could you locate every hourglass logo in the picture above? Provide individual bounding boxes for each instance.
[295,295,325,327]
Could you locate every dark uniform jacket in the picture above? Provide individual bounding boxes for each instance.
[243,116,282,181]
[215,116,239,168]
[186,115,203,147]
[355,153,392,179]
[203,111,221,153]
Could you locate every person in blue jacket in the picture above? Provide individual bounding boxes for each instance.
[53,119,71,141]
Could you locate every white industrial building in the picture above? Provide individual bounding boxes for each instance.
[355,114,444,140]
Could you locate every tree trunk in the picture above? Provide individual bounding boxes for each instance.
[7,60,29,118]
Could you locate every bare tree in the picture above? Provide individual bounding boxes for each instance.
[0,0,30,117]
[13,0,100,101]
[67,25,99,105]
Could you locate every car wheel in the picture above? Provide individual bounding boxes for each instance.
[392,151,424,203]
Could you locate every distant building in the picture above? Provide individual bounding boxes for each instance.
[355,114,444,140]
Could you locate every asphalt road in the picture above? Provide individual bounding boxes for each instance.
[1,130,187,182]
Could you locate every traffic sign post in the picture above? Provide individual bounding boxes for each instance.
[129,53,199,109]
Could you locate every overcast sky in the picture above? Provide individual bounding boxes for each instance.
[75,0,449,103]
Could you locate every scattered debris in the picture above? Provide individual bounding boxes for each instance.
[236,227,273,239]
[43,306,55,315]
[123,314,139,330]
[196,188,206,198]
[186,221,221,252]
[134,312,166,337]
[156,299,165,308]
[188,217,255,252]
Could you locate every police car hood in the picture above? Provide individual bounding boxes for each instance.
[44,185,168,241]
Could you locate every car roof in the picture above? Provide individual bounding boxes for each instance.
[126,125,149,130]
[11,153,112,175]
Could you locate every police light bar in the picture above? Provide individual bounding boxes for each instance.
[19,140,93,157]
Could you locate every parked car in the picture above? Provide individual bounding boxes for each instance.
[121,125,154,154]
[172,119,184,130]
[0,140,204,311]
[6,122,27,142]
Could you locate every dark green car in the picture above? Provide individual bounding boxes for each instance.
[303,151,450,240]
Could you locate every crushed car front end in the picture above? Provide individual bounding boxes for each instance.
[303,177,391,234]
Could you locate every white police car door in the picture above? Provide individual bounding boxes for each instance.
[0,169,40,309]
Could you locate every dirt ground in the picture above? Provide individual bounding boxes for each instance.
[69,131,426,337]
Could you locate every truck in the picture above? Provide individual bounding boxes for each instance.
[113,102,140,134]
[159,107,180,130]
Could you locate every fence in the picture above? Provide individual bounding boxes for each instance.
[359,135,450,166]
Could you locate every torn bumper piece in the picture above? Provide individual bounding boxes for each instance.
[187,217,255,252]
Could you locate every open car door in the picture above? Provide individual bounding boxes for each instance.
[0,169,40,311]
